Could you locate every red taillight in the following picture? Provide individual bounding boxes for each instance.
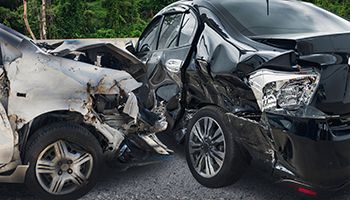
[284,184,317,196]
[298,187,317,196]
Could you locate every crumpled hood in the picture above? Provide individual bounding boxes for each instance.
[46,40,147,80]
[48,40,143,66]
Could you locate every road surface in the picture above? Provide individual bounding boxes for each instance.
[1,133,350,199]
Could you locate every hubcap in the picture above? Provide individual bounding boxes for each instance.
[35,140,93,195]
[188,116,226,178]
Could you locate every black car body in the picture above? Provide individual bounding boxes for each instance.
[126,0,350,197]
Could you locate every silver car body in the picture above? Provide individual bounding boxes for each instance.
[0,24,171,183]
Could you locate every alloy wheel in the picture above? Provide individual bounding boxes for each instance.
[188,116,226,178]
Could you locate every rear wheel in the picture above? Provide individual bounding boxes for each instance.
[185,106,245,188]
[24,123,102,200]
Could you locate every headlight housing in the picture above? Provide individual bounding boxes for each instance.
[249,69,320,112]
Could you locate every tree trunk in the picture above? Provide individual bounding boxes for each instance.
[344,0,349,17]
[42,0,47,40]
[38,17,42,40]
[38,6,42,40]
[23,0,36,40]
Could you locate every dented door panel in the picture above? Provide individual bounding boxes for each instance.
[186,19,259,114]
[134,11,196,128]
[137,46,191,128]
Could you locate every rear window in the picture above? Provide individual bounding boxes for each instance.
[212,0,350,36]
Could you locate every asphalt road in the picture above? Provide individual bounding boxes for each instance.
[1,133,350,200]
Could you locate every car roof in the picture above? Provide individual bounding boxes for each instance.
[0,23,32,48]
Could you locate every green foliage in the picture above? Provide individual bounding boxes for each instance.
[53,0,86,38]
[0,0,349,39]
[138,0,177,19]
[301,0,350,19]
[0,5,25,33]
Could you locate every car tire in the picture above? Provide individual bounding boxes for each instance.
[24,123,102,200]
[185,106,245,188]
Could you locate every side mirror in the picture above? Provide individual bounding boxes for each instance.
[125,40,135,54]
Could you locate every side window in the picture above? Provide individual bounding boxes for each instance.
[179,12,197,46]
[158,13,183,50]
[137,17,161,52]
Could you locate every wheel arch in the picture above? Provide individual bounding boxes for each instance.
[18,110,108,162]
[194,104,253,165]
[185,105,246,187]
[23,122,103,199]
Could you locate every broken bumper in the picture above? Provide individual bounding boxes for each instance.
[225,109,350,197]
[107,132,174,171]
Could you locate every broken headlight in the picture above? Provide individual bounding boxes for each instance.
[249,69,320,111]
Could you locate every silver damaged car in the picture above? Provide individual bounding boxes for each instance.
[0,23,173,200]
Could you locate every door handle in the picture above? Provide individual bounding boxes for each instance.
[165,59,182,73]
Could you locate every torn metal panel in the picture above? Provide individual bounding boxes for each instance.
[123,92,139,121]
[88,115,125,151]
[91,73,142,95]
[141,134,173,155]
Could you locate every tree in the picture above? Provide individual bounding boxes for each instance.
[23,0,36,39]
[102,0,147,38]
[54,0,85,38]
[41,0,46,39]
[139,0,177,19]
[2,0,350,39]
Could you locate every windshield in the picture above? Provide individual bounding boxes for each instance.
[211,0,350,37]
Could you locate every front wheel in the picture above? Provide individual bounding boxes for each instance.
[24,123,102,200]
[185,106,245,188]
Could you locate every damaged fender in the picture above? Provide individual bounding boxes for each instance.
[0,101,13,164]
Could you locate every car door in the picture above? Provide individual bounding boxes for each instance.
[135,11,198,128]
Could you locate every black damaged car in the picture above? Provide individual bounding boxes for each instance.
[125,0,350,197]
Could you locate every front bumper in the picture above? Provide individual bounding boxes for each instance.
[0,165,28,183]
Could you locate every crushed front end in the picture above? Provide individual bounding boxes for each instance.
[0,23,173,178]
[40,40,174,170]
